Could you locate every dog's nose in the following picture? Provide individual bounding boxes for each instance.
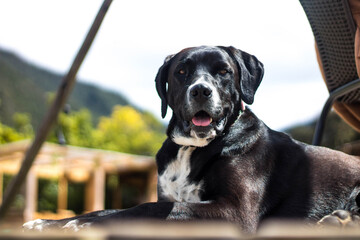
[189,84,212,101]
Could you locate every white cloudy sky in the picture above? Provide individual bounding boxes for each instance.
[0,0,328,130]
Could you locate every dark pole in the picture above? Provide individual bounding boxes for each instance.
[0,0,113,221]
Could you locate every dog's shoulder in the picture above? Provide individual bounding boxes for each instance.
[221,108,313,167]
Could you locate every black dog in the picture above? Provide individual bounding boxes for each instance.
[24,46,360,233]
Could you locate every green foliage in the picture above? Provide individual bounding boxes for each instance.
[67,182,85,214]
[0,112,33,144]
[57,109,94,148]
[1,105,166,157]
[0,121,23,144]
[1,105,165,157]
[37,178,58,213]
[94,106,165,155]
[13,112,33,137]
[46,105,166,156]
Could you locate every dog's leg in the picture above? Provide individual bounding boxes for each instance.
[80,201,257,233]
[24,201,256,233]
[23,202,184,232]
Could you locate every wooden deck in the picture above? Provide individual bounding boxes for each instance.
[1,221,360,240]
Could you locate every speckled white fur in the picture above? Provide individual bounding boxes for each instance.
[159,146,203,202]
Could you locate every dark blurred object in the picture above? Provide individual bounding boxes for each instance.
[56,104,71,145]
[300,0,360,146]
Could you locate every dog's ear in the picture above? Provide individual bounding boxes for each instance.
[219,46,264,105]
[155,54,174,118]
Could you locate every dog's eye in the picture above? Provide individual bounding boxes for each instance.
[178,69,186,75]
[218,69,229,75]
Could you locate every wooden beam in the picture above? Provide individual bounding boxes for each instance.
[93,167,105,211]
[57,174,68,211]
[85,167,105,211]
[85,178,94,212]
[24,169,37,222]
[147,168,158,202]
[0,0,113,221]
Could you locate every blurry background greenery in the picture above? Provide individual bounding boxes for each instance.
[0,104,165,156]
[0,48,166,156]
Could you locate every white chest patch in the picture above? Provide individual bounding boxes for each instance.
[159,146,203,202]
[171,127,215,147]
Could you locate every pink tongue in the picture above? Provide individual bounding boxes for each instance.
[192,116,212,127]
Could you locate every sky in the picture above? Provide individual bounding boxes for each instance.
[0,0,329,131]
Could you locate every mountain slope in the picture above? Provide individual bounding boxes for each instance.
[0,48,130,128]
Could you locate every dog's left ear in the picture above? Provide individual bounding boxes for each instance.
[155,54,174,118]
[219,46,264,105]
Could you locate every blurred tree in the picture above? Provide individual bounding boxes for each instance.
[12,112,34,138]
[142,110,166,133]
[0,122,22,144]
[95,105,165,155]
[46,105,165,156]
[58,109,94,147]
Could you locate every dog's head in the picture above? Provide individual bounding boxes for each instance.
[155,46,264,147]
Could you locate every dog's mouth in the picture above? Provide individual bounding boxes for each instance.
[183,110,227,137]
[192,111,213,127]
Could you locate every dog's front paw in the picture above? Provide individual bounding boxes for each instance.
[62,219,92,232]
[23,218,92,232]
[23,219,52,232]
[318,210,360,228]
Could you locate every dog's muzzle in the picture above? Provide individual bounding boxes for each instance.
[181,83,227,139]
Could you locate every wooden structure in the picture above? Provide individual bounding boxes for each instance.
[0,140,157,222]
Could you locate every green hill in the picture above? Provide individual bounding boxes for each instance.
[0,48,130,129]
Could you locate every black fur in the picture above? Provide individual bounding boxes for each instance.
[24,46,360,234]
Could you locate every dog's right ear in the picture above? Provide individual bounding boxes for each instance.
[155,54,174,118]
